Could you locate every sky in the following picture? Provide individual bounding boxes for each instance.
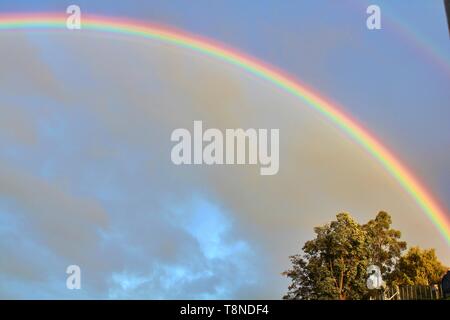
[0,1,449,299]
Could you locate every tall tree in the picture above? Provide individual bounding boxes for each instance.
[283,213,370,300]
[283,211,447,299]
[363,211,407,279]
[392,247,447,286]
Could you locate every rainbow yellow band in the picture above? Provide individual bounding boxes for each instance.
[1,13,450,245]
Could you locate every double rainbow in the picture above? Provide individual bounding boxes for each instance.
[1,13,449,245]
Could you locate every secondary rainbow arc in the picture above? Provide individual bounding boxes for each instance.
[1,13,449,245]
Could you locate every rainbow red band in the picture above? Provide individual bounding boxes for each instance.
[1,13,450,245]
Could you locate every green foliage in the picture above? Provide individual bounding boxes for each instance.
[283,213,370,300]
[283,211,445,300]
[392,247,447,286]
[362,211,406,283]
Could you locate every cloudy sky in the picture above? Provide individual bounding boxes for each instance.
[0,1,449,298]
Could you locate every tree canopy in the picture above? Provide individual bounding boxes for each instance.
[392,246,447,286]
[283,211,447,300]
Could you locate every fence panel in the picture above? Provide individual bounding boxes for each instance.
[374,284,443,300]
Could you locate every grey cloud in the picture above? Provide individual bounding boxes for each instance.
[0,161,108,261]
[0,30,448,299]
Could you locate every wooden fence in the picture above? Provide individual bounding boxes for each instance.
[374,285,444,300]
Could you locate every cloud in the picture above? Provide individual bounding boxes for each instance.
[0,29,448,299]
[0,161,108,263]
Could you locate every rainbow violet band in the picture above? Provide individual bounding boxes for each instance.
[1,13,450,246]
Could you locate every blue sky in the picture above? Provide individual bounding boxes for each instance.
[0,1,449,299]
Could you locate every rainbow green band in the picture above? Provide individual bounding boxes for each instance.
[1,13,449,246]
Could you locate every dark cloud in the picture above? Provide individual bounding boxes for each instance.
[0,30,448,299]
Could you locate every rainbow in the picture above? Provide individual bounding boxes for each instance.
[345,0,450,76]
[1,13,450,245]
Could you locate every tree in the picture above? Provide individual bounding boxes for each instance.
[362,211,407,280]
[283,211,447,299]
[283,213,370,300]
[392,247,447,286]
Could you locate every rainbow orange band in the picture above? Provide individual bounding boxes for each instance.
[1,13,449,245]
